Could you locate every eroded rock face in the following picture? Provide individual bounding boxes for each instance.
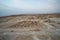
[0,14,60,40]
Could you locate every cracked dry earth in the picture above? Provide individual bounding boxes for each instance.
[0,14,60,40]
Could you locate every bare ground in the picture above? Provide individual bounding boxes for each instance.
[0,14,60,40]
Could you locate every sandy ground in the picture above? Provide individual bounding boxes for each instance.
[0,14,60,40]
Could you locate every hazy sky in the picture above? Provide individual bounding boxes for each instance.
[0,0,60,16]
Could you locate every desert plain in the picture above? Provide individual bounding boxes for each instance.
[0,14,60,40]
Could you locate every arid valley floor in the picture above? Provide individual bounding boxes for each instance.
[0,14,60,40]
